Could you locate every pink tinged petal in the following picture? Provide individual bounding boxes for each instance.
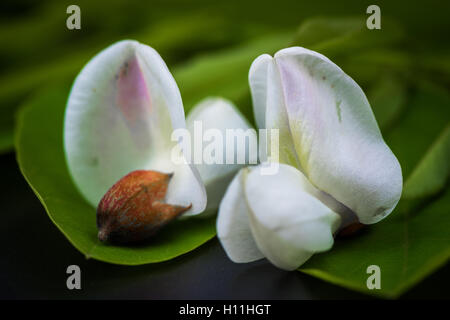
[64,40,206,214]
[116,54,152,149]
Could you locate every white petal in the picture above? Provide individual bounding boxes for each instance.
[249,54,271,130]
[64,40,206,213]
[245,163,341,270]
[186,97,256,211]
[217,169,264,263]
[249,54,302,169]
[251,47,402,224]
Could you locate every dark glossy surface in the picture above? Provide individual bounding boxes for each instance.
[0,153,448,299]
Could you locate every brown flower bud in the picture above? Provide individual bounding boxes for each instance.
[97,170,191,244]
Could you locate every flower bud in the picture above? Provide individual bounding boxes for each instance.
[97,170,191,243]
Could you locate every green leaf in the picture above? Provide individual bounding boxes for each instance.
[403,125,450,199]
[367,74,407,130]
[300,190,450,298]
[15,84,216,265]
[386,83,450,179]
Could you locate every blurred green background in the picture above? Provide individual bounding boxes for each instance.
[1,0,449,153]
[1,0,449,299]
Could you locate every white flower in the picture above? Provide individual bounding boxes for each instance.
[186,97,255,212]
[64,40,251,218]
[217,47,403,270]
